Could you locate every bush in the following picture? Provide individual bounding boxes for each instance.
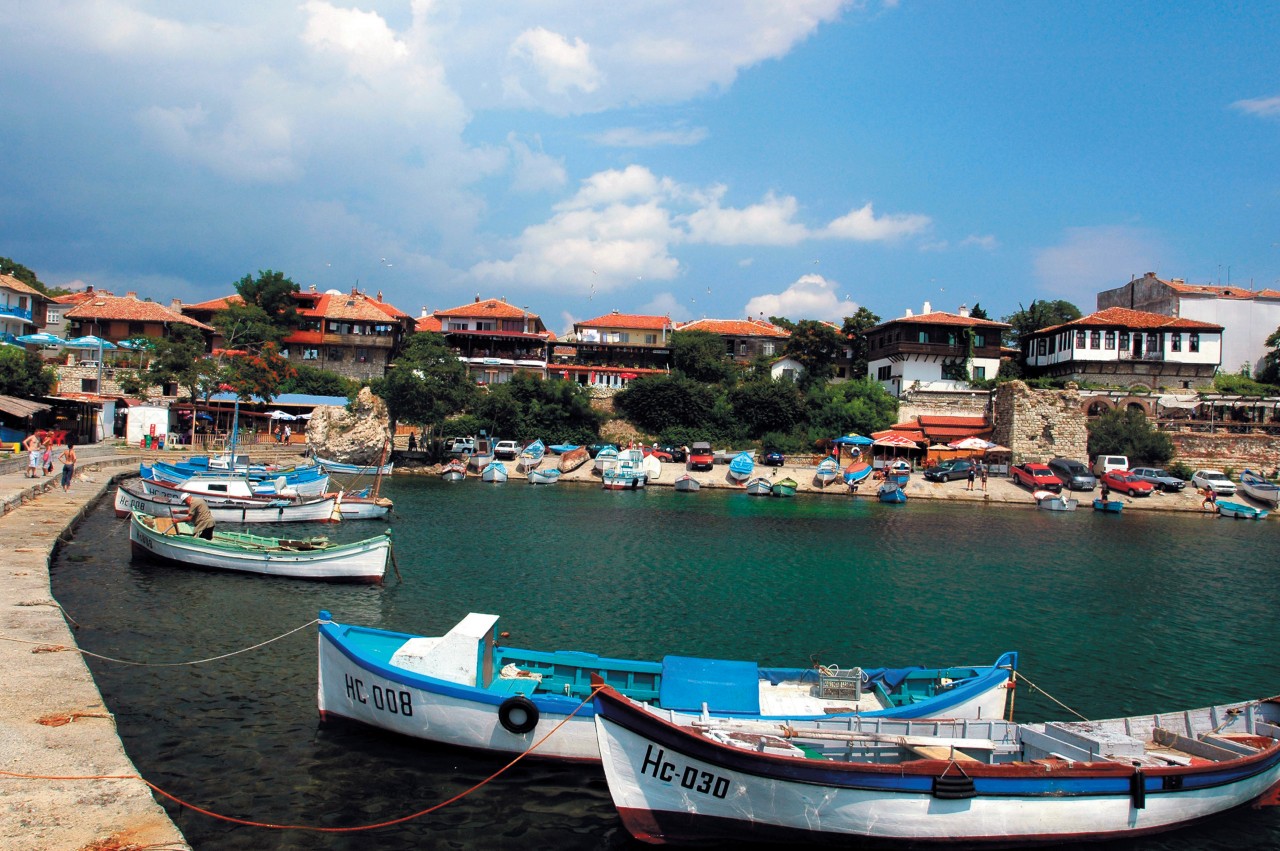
[1167,461,1195,481]
[1087,408,1174,466]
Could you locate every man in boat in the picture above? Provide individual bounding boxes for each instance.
[179,494,216,540]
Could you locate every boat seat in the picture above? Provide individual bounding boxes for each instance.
[491,677,538,697]
[905,744,981,763]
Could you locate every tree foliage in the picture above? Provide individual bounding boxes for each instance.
[804,377,899,439]
[1255,326,1280,385]
[783,320,843,387]
[0,257,49,295]
[728,378,806,439]
[373,332,476,431]
[278,363,360,398]
[840,306,881,380]
[1086,407,1174,466]
[214,302,288,352]
[1001,300,1082,347]
[0,347,56,398]
[233,269,302,332]
[969,303,990,320]
[473,372,600,443]
[221,343,297,401]
[671,330,735,384]
[614,376,717,433]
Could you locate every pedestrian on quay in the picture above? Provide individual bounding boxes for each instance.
[1100,481,1110,502]
[41,433,54,476]
[58,438,77,493]
[407,431,417,452]
[966,461,976,491]
[22,432,41,478]
[1202,487,1216,512]
[980,462,988,491]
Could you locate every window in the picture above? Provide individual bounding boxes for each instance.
[780,368,796,381]
[475,321,494,331]
[1189,333,1200,352]
[1119,332,1130,350]
[738,343,747,356]
[762,342,775,356]
[1036,338,1047,357]
[973,332,985,347]
[302,348,318,360]
[1170,334,1181,352]
[617,332,630,343]
[357,348,368,363]
[129,321,145,335]
[1090,330,1101,348]
[47,309,61,325]
[1076,330,1087,348]
[644,334,657,345]
[1104,330,1115,349]
[726,340,735,355]
[941,359,967,381]
[279,347,289,358]
[877,365,892,380]
[1147,333,1159,353]
[81,378,98,393]
[918,330,929,343]
[328,347,343,360]
[973,365,986,380]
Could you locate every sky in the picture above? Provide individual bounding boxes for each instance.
[3,1,1279,336]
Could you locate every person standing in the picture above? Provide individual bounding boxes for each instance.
[59,439,77,493]
[966,462,976,491]
[179,494,216,540]
[22,432,41,478]
[283,424,291,443]
[41,433,54,476]
[980,462,988,492]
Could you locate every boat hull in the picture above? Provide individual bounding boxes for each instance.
[528,469,562,485]
[878,485,907,504]
[481,463,508,483]
[1217,500,1269,519]
[673,476,700,493]
[336,496,393,519]
[115,484,336,523]
[745,477,772,496]
[559,448,590,472]
[1092,499,1124,513]
[315,456,394,476]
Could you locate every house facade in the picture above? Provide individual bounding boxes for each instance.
[64,291,213,345]
[0,274,46,345]
[1096,272,1280,376]
[1022,306,1222,389]
[675,317,791,364]
[865,304,1008,397]
[426,297,552,384]
[555,311,673,388]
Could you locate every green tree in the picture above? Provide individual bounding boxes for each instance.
[373,332,476,435]
[233,269,303,331]
[1001,299,1082,347]
[783,320,843,387]
[474,372,600,444]
[969,303,990,320]
[840,306,881,380]
[614,375,718,433]
[805,377,899,438]
[145,324,221,443]
[768,316,797,332]
[0,347,56,398]
[278,363,360,398]
[1255,326,1280,385]
[728,377,805,438]
[0,257,48,295]
[671,330,735,384]
[213,302,288,351]
[221,343,296,402]
[1087,407,1174,465]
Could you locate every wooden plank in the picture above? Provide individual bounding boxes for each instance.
[1202,733,1262,756]
[1152,728,1237,762]
[906,744,981,763]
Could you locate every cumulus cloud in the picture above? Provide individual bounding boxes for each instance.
[743,274,859,322]
[684,193,811,246]
[1033,226,1166,304]
[591,125,709,147]
[508,133,567,193]
[506,27,602,101]
[1230,95,1280,119]
[960,234,999,250]
[640,291,691,322]
[823,203,931,241]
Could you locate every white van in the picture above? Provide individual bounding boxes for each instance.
[1092,455,1129,476]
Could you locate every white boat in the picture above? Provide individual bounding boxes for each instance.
[592,684,1280,848]
[1034,489,1078,511]
[814,456,839,487]
[642,454,661,482]
[673,474,700,493]
[481,461,508,483]
[1239,470,1280,507]
[527,468,562,485]
[314,455,394,476]
[141,464,330,498]
[334,493,394,520]
[316,612,1018,762]
[744,476,772,496]
[727,451,754,482]
[128,512,389,582]
[440,459,467,481]
[517,439,546,472]
[114,483,337,524]
[594,446,620,474]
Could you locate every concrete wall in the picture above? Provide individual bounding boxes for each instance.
[1179,296,1280,377]
[991,381,1089,464]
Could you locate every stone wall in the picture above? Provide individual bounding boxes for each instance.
[898,388,992,422]
[991,381,1088,463]
[1167,430,1280,473]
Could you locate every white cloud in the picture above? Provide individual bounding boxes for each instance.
[823,203,931,241]
[960,234,999,251]
[684,193,810,246]
[506,27,602,99]
[743,274,859,322]
[1033,226,1166,304]
[301,1,408,76]
[640,291,691,322]
[591,125,709,147]
[558,165,676,210]
[1230,95,1280,119]
[508,134,567,193]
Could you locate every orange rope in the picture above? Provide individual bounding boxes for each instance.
[0,684,606,834]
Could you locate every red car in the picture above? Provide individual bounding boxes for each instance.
[1101,470,1155,496]
[1010,462,1062,492]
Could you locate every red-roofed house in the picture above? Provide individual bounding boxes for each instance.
[423,296,551,384]
[1022,306,1222,389]
[865,303,1010,396]
[0,273,48,345]
[1097,271,1280,375]
[675,317,791,365]
[558,310,674,388]
[284,286,414,380]
[64,291,214,343]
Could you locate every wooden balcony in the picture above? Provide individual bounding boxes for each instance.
[321,333,395,348]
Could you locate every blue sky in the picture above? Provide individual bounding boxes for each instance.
[3,2,1278,335]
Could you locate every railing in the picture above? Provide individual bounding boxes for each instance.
[0,304,33,321]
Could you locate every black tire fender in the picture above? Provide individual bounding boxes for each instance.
[498,695,539,735]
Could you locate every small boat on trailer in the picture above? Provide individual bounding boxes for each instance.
[316,611,1017,762]
[1217,499,1269,520]
[115,482,337,524]
[129,513,389,582]
[527,468,561,485]
[481,461,508,483]
[440,459,467,481]
[1035,489,1078,511]
[744,476,772,496]
[1093,498,1124,513]
[673,474,700,493]
[1239,470,1280,507]
[770,477,797,498]
[592,684,1280,848]
[813,456,838,487]
[466,435,494,473]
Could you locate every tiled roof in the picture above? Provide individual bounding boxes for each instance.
[1154,277,1279,300]
[318,292,408,323]
[436,298,539,320]
[873,311,1010,330]
[0,274,45,299]
[578,311,672,330]
[64,293,213,331]
[1037,307,1222,335]
[916,415,989,428]
[184,295,243,311]
[675,318,791,338]
[416,314,443,333]
[53,288,111,305]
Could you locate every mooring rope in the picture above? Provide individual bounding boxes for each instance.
[1013,670,1089,721]
[0,684,607,834]
[0,618,319,667]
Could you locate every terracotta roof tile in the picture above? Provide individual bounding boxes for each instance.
[916,415,989,427]
[436,298,539,320]
[675,318,791,338]
[184,295,244,311]
[1037,307,1223,335]
[53,289,112,305]
[416,315,443,333]
[872,311,1010,330]
[322,292,406,322]
[578,312,672,330]
[0,274,46,299]
[64,293,213,331]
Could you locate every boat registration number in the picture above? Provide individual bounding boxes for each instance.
[641,744,730,799]
[344,673,413,717]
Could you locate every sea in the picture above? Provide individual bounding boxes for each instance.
[50,476,1280,849]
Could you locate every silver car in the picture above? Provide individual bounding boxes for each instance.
[1130,467,1186,492]
[1191,469,1236,496]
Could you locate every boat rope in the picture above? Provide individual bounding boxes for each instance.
[1012,671,1089,721]
[0,618,319,667]
[0,684,607,834]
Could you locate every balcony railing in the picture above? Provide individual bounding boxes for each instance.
[0,304,33,321]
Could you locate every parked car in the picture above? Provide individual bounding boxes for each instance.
[493,440,520,460]
[689,441,715,470]
[443,436,475,455]
[1129,466,1186,492]
[658,444,687,463]
[1101,470,1155,496]
[1191,469,1237,496]
[1048,457,1097,491]
[1091,455,1129,476]
[762,449,786,466]
[924,459,974,482]
[1010,462,1063,493]
[587,443,618,458]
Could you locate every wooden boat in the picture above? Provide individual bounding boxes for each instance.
[603,466,646,489]
[333,492,393,520]
[1239,470,1280,507]
[316,611,1018,762]
[145,459,323,485]
[114,482,337,524]
[592,684,1280,848]
[673,474,700,493]
[440,459,467,481]
[1092,498,1124,513]
[884,459,911,486]
[527,468,562,485]
[517,439,546,472]
[1217,499,1270,519]
[727,451,754,483]
[548,443,580,454]
[128,513,389,583]
[594,446,620,474]
[140,465,331,498]
[180,454,301,476]
[314,455,394,476]
[480,461,508,483]
[843,461,872,488]
[744,476,772,496]
[813,456,838,487]
[770,477,797,498]
[558,447,590,473]
[877,482,907,504]
[1034,490,1078,511]
[466,436,494,473]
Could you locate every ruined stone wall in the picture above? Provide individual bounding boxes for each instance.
[992,381,1088,463]
[1168,430,1280,473]
[897,389,991,422]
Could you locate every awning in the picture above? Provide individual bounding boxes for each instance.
[1157,395,1202,410]
[0,394,52,418]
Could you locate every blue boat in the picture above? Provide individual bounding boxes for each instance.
[727,451,754,483]
[843,461,873,487]
[814,456,839,487]
[547,443,581,455]
[1216,499,1269,519]
[526,468,561,485]
[517,439,546,472]
[877,482,907,504]
[316,611,1018,762]
[315,455,394,476]
[1092,498,1123,513]
[480,461,508,483]
[885,459,911,486]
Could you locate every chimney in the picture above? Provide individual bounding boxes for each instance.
[957,304,970,317]
[376,290,382,302]
[420,306,429,318]
[904,308,914,318]
[126,291,137,299]
[86,285,94,294]
[922,301,931,314]
[170,298,183,311]
[309,284,317,292]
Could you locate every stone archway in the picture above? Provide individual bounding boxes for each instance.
[1085,399,1111,417]
[1126,400,1151,416]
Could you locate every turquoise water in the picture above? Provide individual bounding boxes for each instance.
[51,477,1280,849]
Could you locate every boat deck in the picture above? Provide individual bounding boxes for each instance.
[757,680,889,716]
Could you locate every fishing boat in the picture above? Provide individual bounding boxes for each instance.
[1217,500,1270,520]
[843,461,872,488]
[440,459,467,481]
[813,456,838,488]
[714,448,755,465]
[527,468,562,485]
[548,443,580,454]
[315,611,1018,762]
[480,461,508,483]
[727,451,754,483]
[594,446,620,474]
[744,476,772,496]
[139,465,331,499]
[1239,470,1280,507]
[559,447,590,473]
[884,459,912,486]
[114,482,337,524]
[673,474,700,493]
[466,435,494,473]
[877,482,907,504]
[145,458,320,484]
[603,465,646,490]
[770,477,797,498]
[333,491,394,520]
[129,513,389,583]
[314,455,394,476]
[592,683,1280,848]
[1092,498,1124,513]
[1035,490,1078,511]
[517,439,546,472]
[181,454,300,476]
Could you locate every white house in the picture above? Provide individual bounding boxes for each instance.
[0,273,46,345]
[865,303,1009,397]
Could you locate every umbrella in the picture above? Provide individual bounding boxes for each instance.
[872,434,920,448]
[950,436,993,451]
[268,410,297,420]
[833,434,873,446]
[64,335,118,350]
[15,332,66,347]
